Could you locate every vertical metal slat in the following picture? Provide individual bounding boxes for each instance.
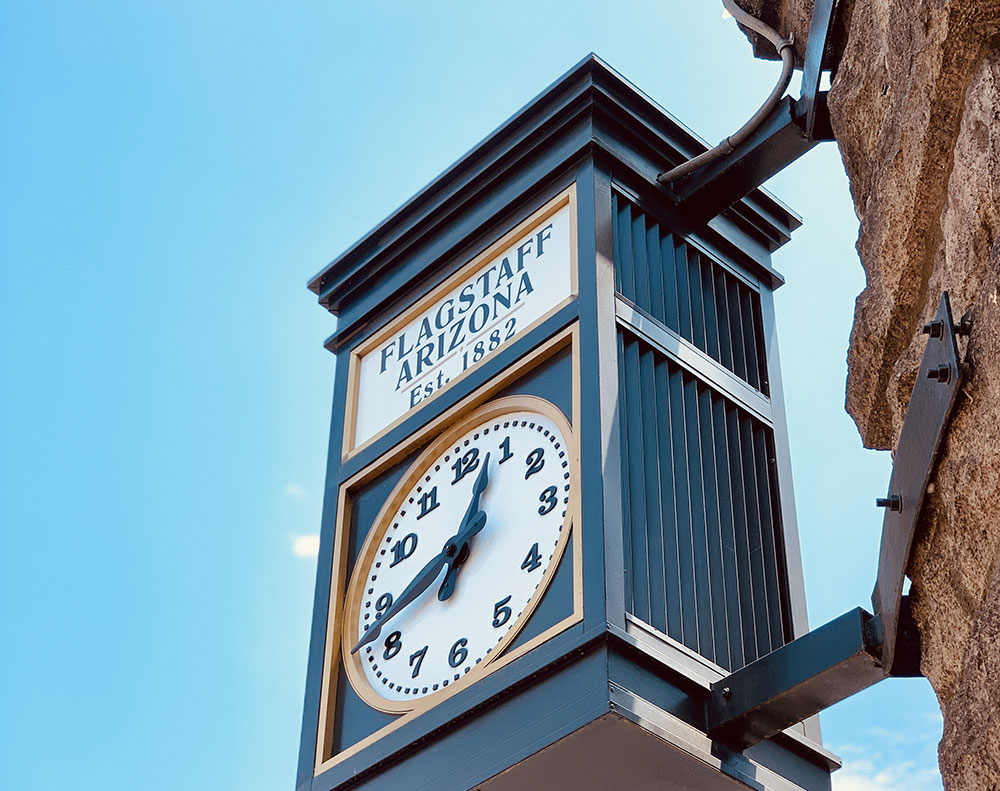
[712,395,743,671]
[725,403,759,664]
[668,364,698,646]
[632,209,651,314]
[715,268,735,373]
[684,374,712,659]
[753,424,787,648]
[618,200,635,305]
[688,248,708,353]
[639,344,667,634]
[699,383,730,668]
[674,237,694,343]
[739,414,772,658]
[739,283,761,392]
[655,355,683,641]
[612,193,623,295]
[646,220,664,332]
[751,294,770,397]
[617,330,633,615]
[726,276,748,383]
[623,334,651,624]
[661,232,680,334]
[701,255,721,364]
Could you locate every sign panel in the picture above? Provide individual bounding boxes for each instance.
[348,187,576,452]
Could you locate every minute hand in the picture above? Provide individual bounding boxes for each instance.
[457,451,491,535]
[350,550,448,654]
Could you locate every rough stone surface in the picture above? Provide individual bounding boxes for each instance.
[738,2,1000,789]
[731,0,854,69]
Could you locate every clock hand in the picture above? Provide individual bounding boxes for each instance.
[437,510,486,601]
[438,452,492,601]
[351,549,449,654]
[457,451,491,537]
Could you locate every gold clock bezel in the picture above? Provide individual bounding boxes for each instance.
[341,394,576,714]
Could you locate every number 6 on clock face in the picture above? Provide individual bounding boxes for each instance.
[341,395,576,713]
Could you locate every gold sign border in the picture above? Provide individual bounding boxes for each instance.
[315,325,582,775]
[342,184,579,460]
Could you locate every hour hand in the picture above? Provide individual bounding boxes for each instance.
[437,453,492,601]
[437,510,486,601]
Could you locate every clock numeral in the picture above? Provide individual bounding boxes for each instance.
[416,486,439,520]
[521,543,542,573]
[409,645,428,678]
[538,485,558,516]
[524,447,545,480]
[390,533,418,567]
[461,340,487,370]
[375,592,393,619]
[451,447,480,484]
[383,631,402,660]
[449,638,469,669]
[492,595,512,628]
[498,436,513,464]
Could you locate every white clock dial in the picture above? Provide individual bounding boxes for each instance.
[342,397,574,712]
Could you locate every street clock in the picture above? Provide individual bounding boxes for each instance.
[298,56,840,791]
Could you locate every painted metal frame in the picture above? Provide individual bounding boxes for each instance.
[602,163,817,744]
[314,330,584,773]
[299,55,831,791]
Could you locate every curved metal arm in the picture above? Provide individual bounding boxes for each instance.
[657,0,795,186]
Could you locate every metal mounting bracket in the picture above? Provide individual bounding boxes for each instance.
[800,0,841,140]
[664,97,818,223]
[705,292,967,751]
[662,0,840,220]
[871,292,963,672]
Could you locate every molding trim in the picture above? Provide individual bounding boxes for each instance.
[614,297,773,425]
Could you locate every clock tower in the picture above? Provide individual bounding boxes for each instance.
[298,56,838,791]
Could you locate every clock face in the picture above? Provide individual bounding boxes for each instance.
[341,396,575,713]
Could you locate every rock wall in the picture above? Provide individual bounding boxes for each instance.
[736,2,1000,789]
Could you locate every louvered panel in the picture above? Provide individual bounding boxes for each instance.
[613,192,770,396]
[621,328,649,624]
[618,329,791,670]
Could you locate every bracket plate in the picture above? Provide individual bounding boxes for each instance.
[800,0,840,139]
[872,292,963,672]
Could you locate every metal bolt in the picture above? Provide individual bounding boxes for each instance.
[927,363,952,383]
[956,310,973,337]
[921,320,944,338]
[876,495,902,512]
[721,687,733,701]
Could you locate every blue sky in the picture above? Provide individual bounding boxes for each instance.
[0,2,941,789]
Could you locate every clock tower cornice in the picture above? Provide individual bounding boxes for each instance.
[308,55,799,355]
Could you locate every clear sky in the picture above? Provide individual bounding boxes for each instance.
[0,2,942,790]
